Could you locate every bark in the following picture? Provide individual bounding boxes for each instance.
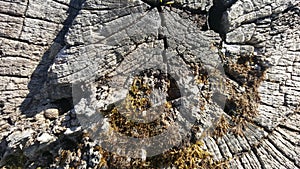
[0,0,299,168]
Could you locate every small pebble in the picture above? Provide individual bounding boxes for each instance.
[44,108,59,120]
[37,133,55,144]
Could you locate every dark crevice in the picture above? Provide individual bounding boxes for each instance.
[18,0,29,39]
[0,74,29,78]
[142,0,208,15]
[275,128,300,146]
[277,124,300,133]
[223,67,244,86]
[162,36,169,49]
[252,120,274,132]
[208,0,238,38]
[281,2,300,14]
[223,99,237,116]
[259,102,279,109]
[51,98,74,114]
[0,11,24,17]
[141,0,173,8]
[251,147,267,169]
[0,101,4,109]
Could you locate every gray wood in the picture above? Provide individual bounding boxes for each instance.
[0,0,299,168]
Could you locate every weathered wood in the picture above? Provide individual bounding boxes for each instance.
[0,0,299,168]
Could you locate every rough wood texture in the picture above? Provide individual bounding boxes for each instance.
[0,0,299,168]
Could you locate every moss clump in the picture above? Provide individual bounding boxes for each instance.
[93,68,234,168]
[168,141,213,169]
[106,104,172,138]
[124,77,153,121]
[103,70,175,138]
[224,87,259,135]
[221,49,268,135]
[212,115,230,138]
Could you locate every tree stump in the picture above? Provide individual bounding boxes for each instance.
[0,0,299,168]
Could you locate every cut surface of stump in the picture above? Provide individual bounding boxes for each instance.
[0,0,299,168]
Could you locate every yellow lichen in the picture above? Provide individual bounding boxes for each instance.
[123,77,152,120]
[170,141,213,169]
[213,115,230,138]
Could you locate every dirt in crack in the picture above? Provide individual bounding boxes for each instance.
[221,49,269,136]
